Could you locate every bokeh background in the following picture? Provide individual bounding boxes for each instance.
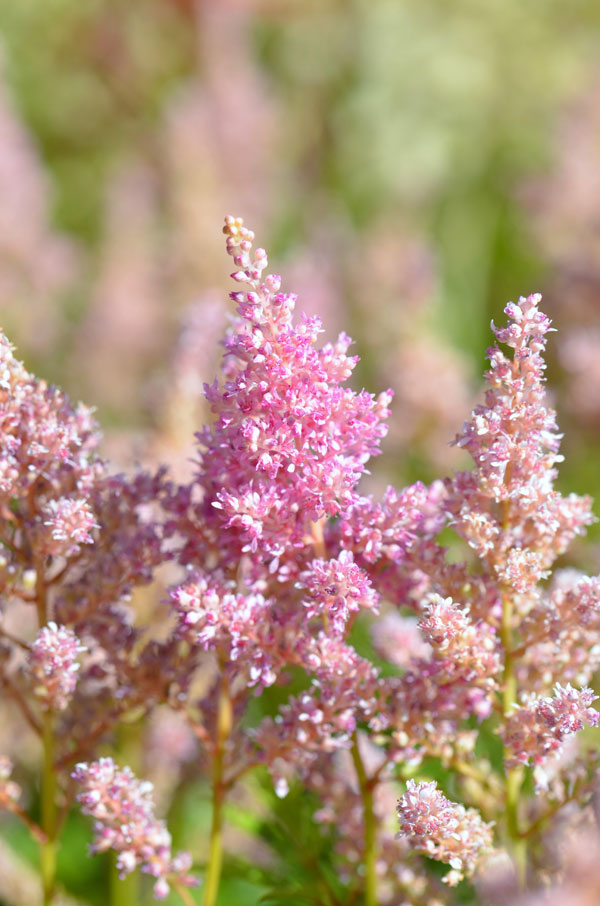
[3,0,600,903]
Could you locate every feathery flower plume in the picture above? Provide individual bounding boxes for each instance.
[27,623,86,712]
[502,683,599,768]
[73,758,198,899]
[397,779,494,886]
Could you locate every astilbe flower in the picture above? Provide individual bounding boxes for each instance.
[298,550,379,635]
[380,595,502,761]
[0,328,173,732]
[519,571,600,691]
[73,758,198,899]
[171,573,279,687]
[387,293,600,893]
[396,780,494,886]
[420,595,499,678]
[502,684,599,768]
[188,214,393,566]
[0,331,101,528]
[0,325,190,900]
[167,227,600,903]
[448,295,593,597]
[42,497,98,557]
[308,739,445,905]
[165,215,426,797]
[254,633,382,791]
[27,622,86,712]
[396,295,596,692]
[64,222,600,906]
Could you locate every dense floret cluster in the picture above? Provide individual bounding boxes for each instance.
[0,219,599,906]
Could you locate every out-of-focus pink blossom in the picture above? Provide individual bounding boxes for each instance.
[73,758,198,899]
[0,72,77,353]
[370,612,430,669]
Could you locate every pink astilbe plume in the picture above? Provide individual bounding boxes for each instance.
[194,215,393,564]
[0,332,101,515]
[27,622,86,712]
[166,215,426,788]
[502,684,599,768]
[167,229,600,904]
[389,292,600,899]
[4,211,600,906]
[397,780,494,886]
[448,295,593,597]
[298,550,379,636]
[0,328,184,891]
[73,758,198,899]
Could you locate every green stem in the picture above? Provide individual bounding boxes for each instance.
[109,722,142,906]
[202,674,232,906]
[500,593,526,886]
[350,732,377,906]
[174,882,199,906]
[110,857,140,906]
[41,711,58,906]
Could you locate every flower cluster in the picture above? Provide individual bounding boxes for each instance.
[188,216,393,565]
[0,333,101,503]
[448,295,593,595]
[396,780,494,886]
[419,595,500,679]
[171,573,278,687]
[502,684,599,768]
[73,759,198,899]
[42,497,98,557]
[27,622,86,712]
[2,218,600,906]
[298,550,379,635]
[165,215,424,804]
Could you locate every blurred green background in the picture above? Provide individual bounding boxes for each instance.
[2,0,600,902]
